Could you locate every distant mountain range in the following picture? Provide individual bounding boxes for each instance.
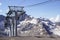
[0,14,60,37]
[17,13,60,37]
[0,15,8,36]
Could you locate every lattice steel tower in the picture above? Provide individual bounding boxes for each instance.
[6,6,25,37]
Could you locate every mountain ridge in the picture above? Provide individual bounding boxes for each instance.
[0,14,60,37]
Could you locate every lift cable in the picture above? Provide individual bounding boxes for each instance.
[23,0,60,8]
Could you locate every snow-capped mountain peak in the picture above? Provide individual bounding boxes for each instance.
[49,17,55,22]
[50,15,60,22]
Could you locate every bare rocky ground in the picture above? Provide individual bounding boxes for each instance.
[0,36,60,40]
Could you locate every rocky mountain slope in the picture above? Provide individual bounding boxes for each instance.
[0,14,60,37]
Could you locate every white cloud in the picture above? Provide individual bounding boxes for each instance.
[55,15,60,22]
[0,10,2,13]
[0,3,2,6]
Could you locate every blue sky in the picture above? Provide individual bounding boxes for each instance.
[0,0,60,18]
